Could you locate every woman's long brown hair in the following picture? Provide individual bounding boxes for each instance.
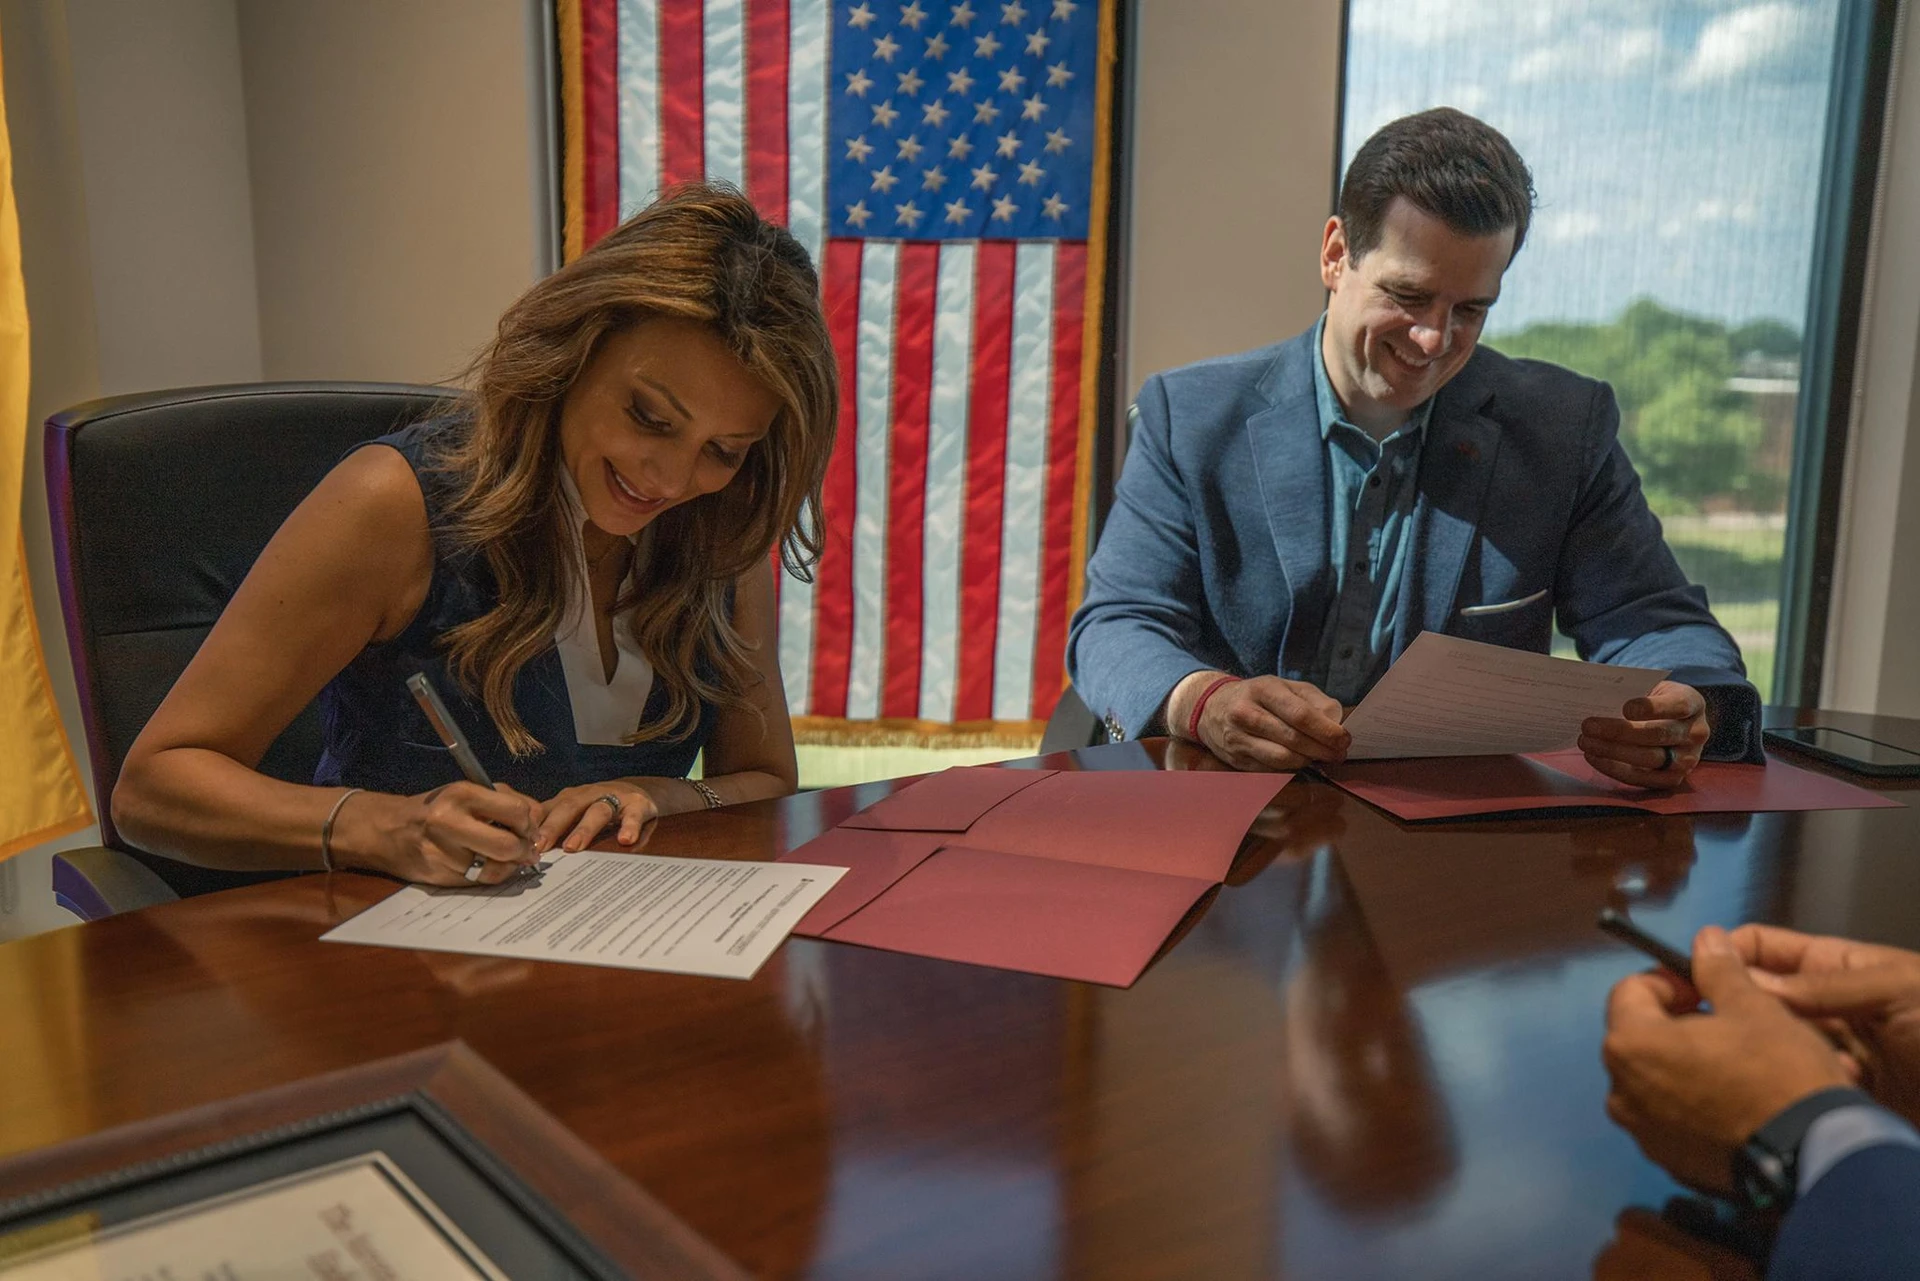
[430,184,837,755]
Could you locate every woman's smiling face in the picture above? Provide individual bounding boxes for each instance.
[557,317,782,538]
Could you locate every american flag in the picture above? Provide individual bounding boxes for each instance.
[560,0,1114,742]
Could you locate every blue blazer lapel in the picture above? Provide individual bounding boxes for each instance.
[1245,335,1329,676]
[1395,360,1503,657]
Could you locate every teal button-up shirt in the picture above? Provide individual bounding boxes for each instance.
[1307,316,1434,706]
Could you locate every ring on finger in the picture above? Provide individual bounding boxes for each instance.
[1660,745,1676,771]
[463,856,487,883]
[591,793,623,820]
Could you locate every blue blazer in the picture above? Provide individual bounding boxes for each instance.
[1068,328,1758,752]
[1769,1143,1920,1280]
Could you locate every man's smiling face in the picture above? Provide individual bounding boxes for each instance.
[1319,196,1513,433]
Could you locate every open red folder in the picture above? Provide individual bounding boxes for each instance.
[1322,749,1903,822]
[779,766,1292,986]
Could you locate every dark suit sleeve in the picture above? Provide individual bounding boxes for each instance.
[1767,1143,1920,1281]
[1553,382,1764,762]
[1066,375,1225,739]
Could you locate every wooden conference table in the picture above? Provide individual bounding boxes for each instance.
[2,709,1917,1280]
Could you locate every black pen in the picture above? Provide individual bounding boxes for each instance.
[1596,908,1693,985]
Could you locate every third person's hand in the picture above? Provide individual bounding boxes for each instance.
[1602,926,1853,1193]
[1734,924,1920,1127]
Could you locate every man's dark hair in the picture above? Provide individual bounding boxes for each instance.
[1337,107,1536,263]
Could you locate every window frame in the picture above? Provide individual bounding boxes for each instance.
[1775,0,1902,707]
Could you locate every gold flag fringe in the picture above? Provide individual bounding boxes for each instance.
[790,716,1047,750]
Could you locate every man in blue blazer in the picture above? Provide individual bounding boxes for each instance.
[1603,925,1920,1278]
[1068,108,1761,784]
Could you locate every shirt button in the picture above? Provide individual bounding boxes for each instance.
[1340,645,1355,660]
[1369,475,1382,488]
[1353,559,1367,573]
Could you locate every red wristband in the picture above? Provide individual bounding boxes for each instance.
[1186,675,1241,743]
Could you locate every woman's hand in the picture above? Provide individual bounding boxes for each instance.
[534,780,668,853]
[347,782,537,886]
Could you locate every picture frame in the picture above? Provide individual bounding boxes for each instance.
[0,1041,743,1280]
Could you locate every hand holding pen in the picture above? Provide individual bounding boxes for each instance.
[400,672,537,885]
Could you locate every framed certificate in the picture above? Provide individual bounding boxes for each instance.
[0,1043,743,1280]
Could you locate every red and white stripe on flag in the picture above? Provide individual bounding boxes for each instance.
[558,0,1114,744]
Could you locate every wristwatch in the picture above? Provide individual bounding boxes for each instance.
[1731,1086,1872,1214]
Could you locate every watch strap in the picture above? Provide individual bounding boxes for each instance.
[1752,1086,1875,1154]
[1737,1086,1873,1213]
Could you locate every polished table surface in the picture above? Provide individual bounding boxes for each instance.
[4,709,1918,1280]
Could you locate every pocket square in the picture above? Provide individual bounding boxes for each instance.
[1458,588,1549,617]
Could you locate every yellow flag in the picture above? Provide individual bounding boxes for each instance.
[0,36,94,861]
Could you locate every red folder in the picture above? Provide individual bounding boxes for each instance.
[779,766,1292,986]
[836,765,1055,831]
[1323,749,1903,822]
[822,845,1218,987]
[785,828,949,935]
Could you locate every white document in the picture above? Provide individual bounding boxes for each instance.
[323,852,845,980]
[0,1153,503,1280]
[1341,632,1668,759]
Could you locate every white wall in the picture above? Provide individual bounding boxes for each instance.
[238,0,542,384]
[1124,0,1342,395]
[66,0,263,394]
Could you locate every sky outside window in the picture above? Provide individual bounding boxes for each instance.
[1342,0,1844,335]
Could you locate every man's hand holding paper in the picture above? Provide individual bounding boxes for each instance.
[1173,636,1709,792]
[1337,633,1681,769]
[1578,680,1711,789]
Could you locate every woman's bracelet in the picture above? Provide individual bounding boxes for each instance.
[1185,675,1241,743]
[320,787,364,872]
[688,779,723,810]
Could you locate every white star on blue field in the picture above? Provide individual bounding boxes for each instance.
[830,0,1098,241]
[1342,0,1844,334]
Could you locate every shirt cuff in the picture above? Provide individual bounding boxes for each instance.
[1669,667,1763,763]
[1798,1103,1920,1196]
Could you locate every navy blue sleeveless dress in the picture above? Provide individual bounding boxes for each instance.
[314,421,715,797]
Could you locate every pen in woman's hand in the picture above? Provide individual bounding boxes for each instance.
[407,672,535,880]
[407,672,494,788]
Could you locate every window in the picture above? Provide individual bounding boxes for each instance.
[1341,0,1853,697]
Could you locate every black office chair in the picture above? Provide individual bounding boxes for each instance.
[1039,683,1105,753]
[45,382,455,919]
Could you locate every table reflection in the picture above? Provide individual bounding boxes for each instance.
[1591,1204,1761,1280]
[1283,857,1456,1218]
[807,948,1071,1279]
